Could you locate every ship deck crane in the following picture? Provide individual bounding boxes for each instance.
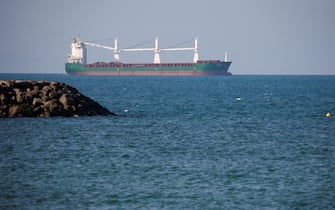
[77,37,199,64]
[82,39,120,62]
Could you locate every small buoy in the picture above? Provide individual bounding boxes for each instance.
[326,112,331,117]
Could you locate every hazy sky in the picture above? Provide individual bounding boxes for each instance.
[0,0,334,74]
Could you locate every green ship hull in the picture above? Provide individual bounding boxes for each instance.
[65,60,232,76]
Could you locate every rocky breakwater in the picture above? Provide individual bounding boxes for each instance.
[0,80,116,117]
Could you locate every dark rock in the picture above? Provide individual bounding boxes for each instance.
[59,93,74,107]
[33,106,44,116]
[14,88,24,103]
[0,80,116,118]
[8,105,19,117]
[32,85,40,96]
[43,99,62,114]
[8,104,33,117]
[32,98,43,107]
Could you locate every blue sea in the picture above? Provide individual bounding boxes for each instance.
[1,74,335,209]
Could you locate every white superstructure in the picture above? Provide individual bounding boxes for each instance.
[67,37,87,64]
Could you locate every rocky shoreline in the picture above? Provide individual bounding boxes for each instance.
[0,80,116,117]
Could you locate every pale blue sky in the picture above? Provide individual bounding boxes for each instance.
[0,0,334,74]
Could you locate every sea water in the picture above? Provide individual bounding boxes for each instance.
[0,74,335,209]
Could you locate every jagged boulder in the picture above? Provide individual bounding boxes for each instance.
[0,80,116,117]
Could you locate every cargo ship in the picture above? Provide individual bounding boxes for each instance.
[65,37,232,76]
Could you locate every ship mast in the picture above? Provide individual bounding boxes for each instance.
[153,37,160,64]
[224,50,230,62]
[114,38,120,62]
[193,38,199,63]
